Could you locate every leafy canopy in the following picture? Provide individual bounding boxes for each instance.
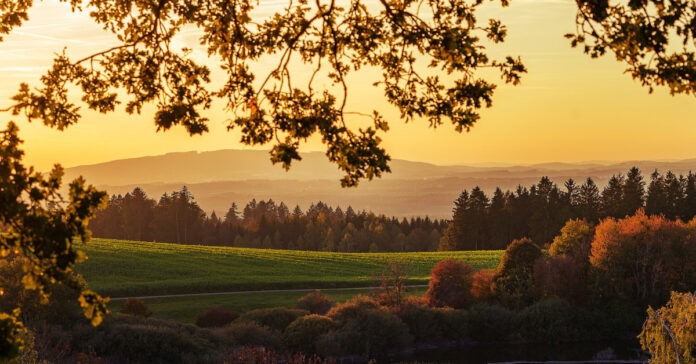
[1,0,525,187]
[568,0,696,95]
[0,122,108,358]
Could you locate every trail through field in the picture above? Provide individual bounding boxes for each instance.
[109,284,429,301]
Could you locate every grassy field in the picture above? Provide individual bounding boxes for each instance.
[77,239,502,297]
[107,287,429,323]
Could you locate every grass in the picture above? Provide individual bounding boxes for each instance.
[107,287,429,323]
[77,239,502,297]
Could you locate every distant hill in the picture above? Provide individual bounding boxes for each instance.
[64,150,696,219]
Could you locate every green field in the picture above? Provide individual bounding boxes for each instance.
[77,239,502,297]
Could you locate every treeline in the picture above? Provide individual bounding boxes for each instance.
[89,187,446,252]
[440,167,696,250]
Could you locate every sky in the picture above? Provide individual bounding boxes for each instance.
[1,0,695,172]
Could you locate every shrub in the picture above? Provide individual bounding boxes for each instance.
[325,295,380,322]
[493,238,543,309]
[425,258,474,309]
[77,317,222,363]
[296,291,334,315]
[120,298,152,318]
[432,308,468,341]
[518,299,582,343]
[237,308,309,332]
[533,255,588,305]
[639,291,696,364]
[194,307,239,328]
[284,314,337,353]
[549,219,594,261]
[471,269,496,303]
[321,295,412,357]
[220,321,283,350]
[392,299,444,343]
[464,304,516,342]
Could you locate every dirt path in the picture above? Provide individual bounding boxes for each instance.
[109,284,429,301]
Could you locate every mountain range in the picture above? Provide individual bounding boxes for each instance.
[64,150,696,219]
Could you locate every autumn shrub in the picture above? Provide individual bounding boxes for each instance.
[284,314,337,353]
[194,307,239,328]
[591,210,696,309]
[533,255,588,305]
[320,295,412,357]
[425,258,474,309]
[639,291,696,364]
[120,298,152,318]
[237,308,309,332]
[493,238,543,309]
[517,299,583,343]
[464,304,516,342]
[220,321,283,351]
[549,219,594,261]
[295,291,334,315]
[471,269,496,303]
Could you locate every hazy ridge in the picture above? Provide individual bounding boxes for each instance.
[65,150,696,219]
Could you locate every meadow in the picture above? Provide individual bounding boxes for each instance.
[77,239,502,297]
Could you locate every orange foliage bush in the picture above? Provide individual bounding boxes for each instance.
[471,269,496,303]
[425,258,473,309]
[591,209,696,308]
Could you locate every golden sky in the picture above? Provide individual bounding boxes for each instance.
[1,0,695,171]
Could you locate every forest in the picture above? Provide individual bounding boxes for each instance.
[89,167,696,252]
[88,187,447,252]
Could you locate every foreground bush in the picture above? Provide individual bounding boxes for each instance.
[494,238,543,309]
[195,307,239,328]
[296,291,334,315]
[74,315,223,363]
[425,258,474,309]
[518,299,583,343]
[321,296,412,357]
[284,314,337,353]
[464,304,516,342]
[639,291,696,364]
[220,321,283,350]
[533,256,588,305]
[237,308,309,332]
[120,298,152,318]
[392,299,445,343]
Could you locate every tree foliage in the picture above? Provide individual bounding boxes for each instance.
[493,237,542,309]
[0,0,526,187]
[0,122,107,358]
[639,291,696,364]
[442,167,696,251]
[90,190,446,252]
[569,0,696,96]
[591,210,696,309]
[425,258,474,309]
